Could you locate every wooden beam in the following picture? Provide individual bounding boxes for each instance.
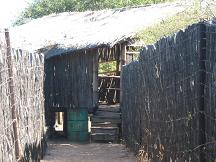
[98,70,117,75]
[126,51,140,55]
[116,45,121,76]
[63,111,67,136]
[99,60,117,64]
[106,88,120,90]
[120,43,127,70]
[92,50,99,108]
[98,75,120,79]
[120,43,127,105]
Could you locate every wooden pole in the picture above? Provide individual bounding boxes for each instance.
[5,29,22,161]
[92,50,99,109]
[120,43,127,71]
[63,111,67,136]
[116,45,120,76]
[120,43,127,105]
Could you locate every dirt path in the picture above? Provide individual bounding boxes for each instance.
[41,140,138,162]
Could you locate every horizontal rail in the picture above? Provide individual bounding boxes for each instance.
[106,88,120,90]
[98,75,120,78]
[126,51,140,55]
[98,70,118,74]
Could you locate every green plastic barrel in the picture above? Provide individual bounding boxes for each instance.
[67,109,88,121]
[67,108,89,142]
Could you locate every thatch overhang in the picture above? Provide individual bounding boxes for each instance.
[10,1,188,59]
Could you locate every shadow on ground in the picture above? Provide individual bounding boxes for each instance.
[41,138,138,162]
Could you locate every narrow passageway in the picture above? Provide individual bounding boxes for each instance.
[41,140,138,162]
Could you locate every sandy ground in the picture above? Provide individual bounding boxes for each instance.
[41,140,138,162]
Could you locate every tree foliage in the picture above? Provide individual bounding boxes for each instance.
[14,0,170,25]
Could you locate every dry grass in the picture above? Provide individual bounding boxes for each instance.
[135,0,216,45]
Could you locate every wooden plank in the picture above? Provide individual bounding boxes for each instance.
[94,111,121,118]
[91,116,121,124]
[99,104,120,108]
[98,70,118,74]
[91,133,118,142]
[98,75,120,78]
[91,122,118,127]
[116,45,121,75]
[91,127,119,134]
[97,108,120,113]
[106,88,120,90]
[98,104,120,112]
[120,43,127,105]
[93,51,99,108]
[120,43,127,71]
[99,60,117,63]
[126,51,140,54]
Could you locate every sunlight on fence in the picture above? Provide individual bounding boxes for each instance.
[0,30,45,161]
[122,21,216,162]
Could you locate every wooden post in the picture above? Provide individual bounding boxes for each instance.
[116,45,121,76]
[199,23,206,162]
[5,29,22,161]
[120,43,127,71]
[63,111,67,136]
[120,43,127,105]
[92,50,99,109]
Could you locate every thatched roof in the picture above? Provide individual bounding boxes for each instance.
[10,1,188,59]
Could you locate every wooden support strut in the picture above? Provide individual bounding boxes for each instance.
[126,51,140,55]
[120,43,127,70]
[120,43,127,104]
[93,50,99,108]
[5,29,23,161]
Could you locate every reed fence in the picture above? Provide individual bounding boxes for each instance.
[0,30,45,162]
[122,22,216,162]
